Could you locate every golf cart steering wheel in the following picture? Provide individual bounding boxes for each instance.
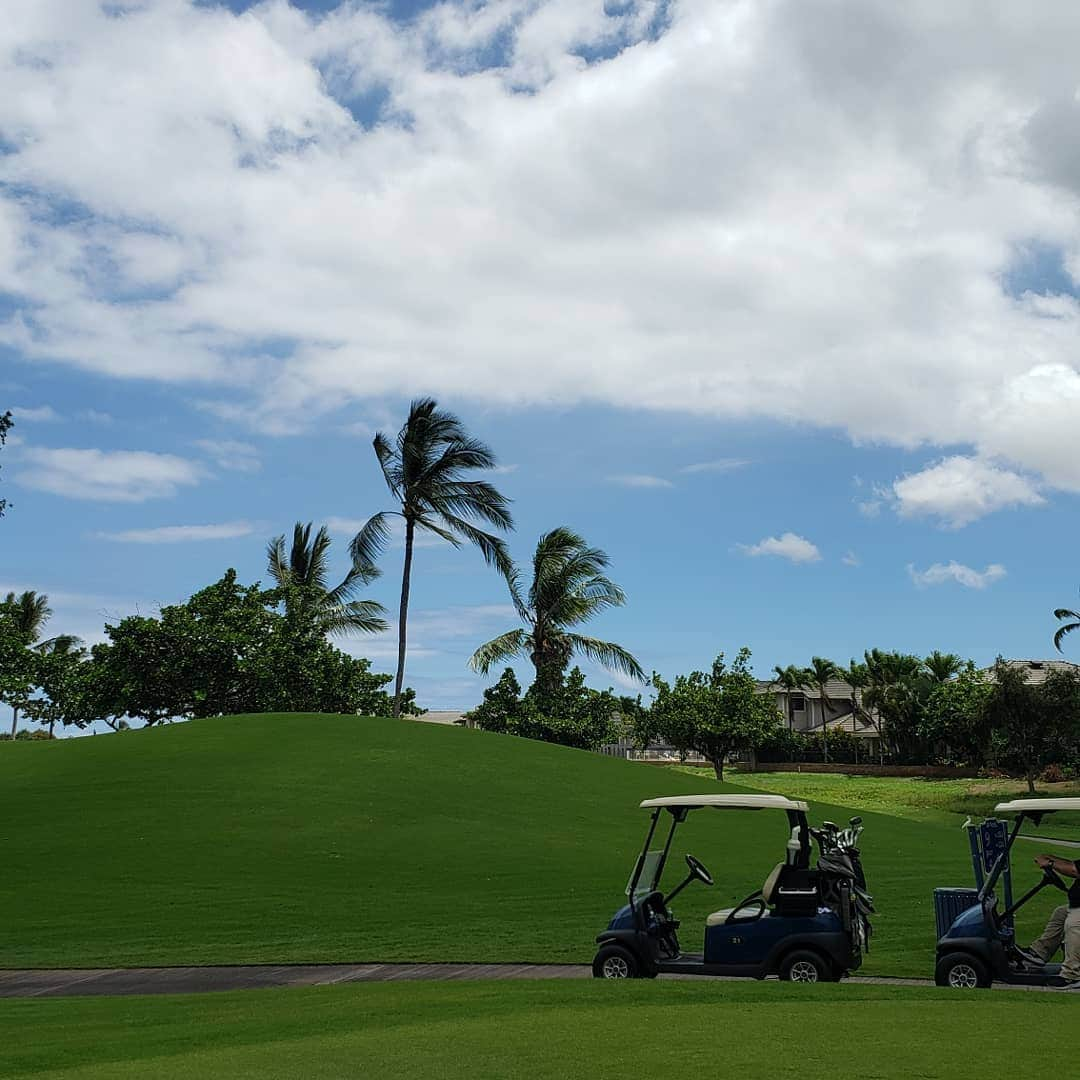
[1043,865,1069,892]
[685,854,714,887]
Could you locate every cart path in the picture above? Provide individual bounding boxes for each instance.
[0,962,1058,997]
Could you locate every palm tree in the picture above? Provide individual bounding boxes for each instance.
[469,527,644,700]
[770,664,805,730]
[350,399,514,716]
[924,650,963,683]
[801,656,841,764]
[3,590,53,737]
[1054,590,1080,652]
[267,522,388,637]
[842,659,886,764]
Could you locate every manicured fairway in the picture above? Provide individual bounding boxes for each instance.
[724,768,1080,835]
[0,979,1069,1080]
[1,714,1074,976]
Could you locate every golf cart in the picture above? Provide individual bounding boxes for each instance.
[935,797,1080,989]
[593,794,874,982]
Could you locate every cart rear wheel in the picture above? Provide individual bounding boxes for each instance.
[779,949,832,983]
[935,952,990,989]
[592,944,641,980]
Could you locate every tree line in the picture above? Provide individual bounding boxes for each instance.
[0,399,646,736]
[2,397,1079,768]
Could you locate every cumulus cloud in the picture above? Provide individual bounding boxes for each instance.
[842,551,861,567]
[891,456,1045,528]
[609,474,673,488]
[908,561,1007,590]
[2,0,1080,493]
[94,522,253,543]
[16,448,203,501]
[740,532,822,564]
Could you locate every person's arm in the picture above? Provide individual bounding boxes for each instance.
[1034,854,1080,879]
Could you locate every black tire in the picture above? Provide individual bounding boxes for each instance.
[778,949,832,983]
[935,952,991,990]
[592,944,641,980]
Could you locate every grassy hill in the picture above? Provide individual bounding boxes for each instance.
[0,713,1069,976]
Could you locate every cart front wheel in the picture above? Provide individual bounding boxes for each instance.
[935,952,990,989]
[593,944,641,980]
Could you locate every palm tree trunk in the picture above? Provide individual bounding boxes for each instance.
[10,706,18,739]
[49,716,56,738]
[393,518,415,718]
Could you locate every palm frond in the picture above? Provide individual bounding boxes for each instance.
[468,628,528,674]
[266,534,290,587]
[566,634,646,682]
[427,479,513,531]
[322,599,390,637]
[349,511,395,569]
[372,432,401,497]
[1055,619,1080,652]
[440,513,514,578]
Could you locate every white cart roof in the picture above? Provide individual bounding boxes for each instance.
[640,794,810,812]
[995,798,1080,814]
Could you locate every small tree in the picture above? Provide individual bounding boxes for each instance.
[921,662,993,766]
[986,658,1070,793]
[640,648,783,780]
[464,668,522,734]
[23,637,86,737]
[466,666,631,751]
[0,598,35,739]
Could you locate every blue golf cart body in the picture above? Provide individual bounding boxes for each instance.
[935,797,1080,989]
[593,794,873,982]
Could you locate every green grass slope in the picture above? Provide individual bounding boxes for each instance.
[0,981,1069,1080]
[0,714,1071,975]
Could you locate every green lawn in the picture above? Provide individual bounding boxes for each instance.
[1,979,1071,1079]
[717,768,1080,838]
[0,714,1074,977]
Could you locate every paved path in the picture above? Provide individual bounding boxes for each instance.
[0,963,948,998]
[2,962,1064,998]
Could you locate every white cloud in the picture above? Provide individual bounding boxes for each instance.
[609,474,673,489]
[842,551,861,567]
[194,439,261,473]
[740,532,822,564]
[93,521,253,543]
[680,459,750,474]
[12,405,60,422]
[908,561,1007,590]
[16,448,203,502]
[891,456,1045,528]
[490,464,519,475]
[3,0,1080,493]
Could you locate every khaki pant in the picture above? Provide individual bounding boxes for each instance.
[1030,905,1080,981]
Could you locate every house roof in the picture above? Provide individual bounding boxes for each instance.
[980,660,1080,686]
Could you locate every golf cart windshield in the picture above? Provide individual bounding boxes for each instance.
[627,852,665,901]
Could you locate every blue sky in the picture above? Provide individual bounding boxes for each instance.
[3,0,1080,717]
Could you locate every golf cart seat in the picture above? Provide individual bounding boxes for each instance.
[706,863,784,926]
